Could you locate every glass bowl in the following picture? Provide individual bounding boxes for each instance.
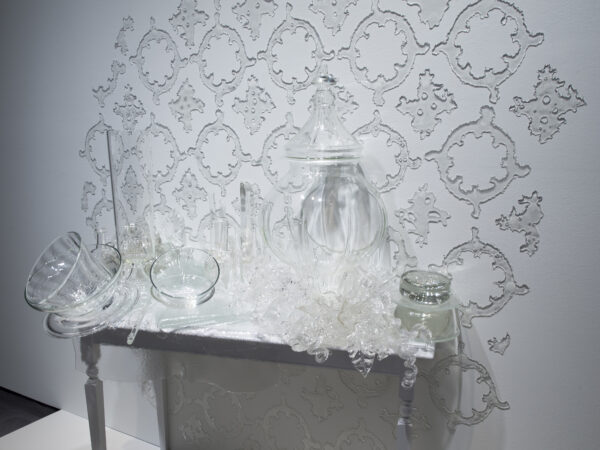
[25,232,119,315]
[41,243,138,338]
[44,281,139,338]
[150,248,220,308]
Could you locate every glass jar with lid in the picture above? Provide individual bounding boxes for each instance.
[394,269,459,342]
[261,74,388,290]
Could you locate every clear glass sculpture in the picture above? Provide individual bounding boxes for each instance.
[107,130,156,264]
[44,242,138,338]
[150,247,220,308]
[24,231,139,337]
[261,73,387,290]
[394,269,459,343]
[25,232,114,314]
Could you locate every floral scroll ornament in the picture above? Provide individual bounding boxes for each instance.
[169,78,205,132]
[339,370,393,408]
[352,110,421,193]
[178,385,246,447]
[396,184,450,247]
[122,165,145,213]
[256,112,299,190]
[403,0,451,29]
[432,227,529,327]
[425,106,530,219]
[420,341,510,430]
[338,0,428,106]
[300,376,343,420]
[496,190,543,256]
[173,168,208,220]
[262,401,319,450]
[79,114,112,183]
[232,0,278,41]
[136,114,185,204]
[81,182,97,212]
[190,110,251,197]
[93,61,126,107]
[130,18,187,105]
[191,9,256,107]
[510,65,586,143]
[170,0,209,48]
[309,0,358,35]
[233,75,275,135]
[332,84,359,120]
[258,3,335,105]
[115,16,134,55]
[433,0,543,103]
[86,189,114,232]
[199,385,245,439]
[324,420,386,450]
[397,69,457,139]
[113,85,146,133]
[488,333,511,355]
[388,226,418,270]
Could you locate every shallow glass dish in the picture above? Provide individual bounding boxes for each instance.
[150,248,220,308]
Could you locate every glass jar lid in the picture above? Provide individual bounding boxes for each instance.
[400,270,451,305]
[286,72,362,161]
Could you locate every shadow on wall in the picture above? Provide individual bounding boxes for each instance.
[410,328,507,450]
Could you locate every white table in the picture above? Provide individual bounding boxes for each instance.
[79,292,433,449]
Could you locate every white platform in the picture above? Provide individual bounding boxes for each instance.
[0,410,157,450]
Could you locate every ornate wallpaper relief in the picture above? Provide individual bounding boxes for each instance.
[78,0,586,448]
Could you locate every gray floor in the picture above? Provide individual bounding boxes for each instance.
[0,387,57,437]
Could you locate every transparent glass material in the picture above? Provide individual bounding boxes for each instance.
[150,248,220,308]
[394,270,459,343]
[25,232,114,315]
[44,243,138,338]
[262,74,387,288]
[107,130,156,264]
[24,231,139,337]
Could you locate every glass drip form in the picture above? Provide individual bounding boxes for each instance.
[395,270,459,343]
[262,73,387,289]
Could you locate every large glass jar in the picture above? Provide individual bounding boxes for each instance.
[261,74,387,290]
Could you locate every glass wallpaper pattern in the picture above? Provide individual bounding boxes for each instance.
[78,0,585,448]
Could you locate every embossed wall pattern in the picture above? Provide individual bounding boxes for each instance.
[79,0,588,448]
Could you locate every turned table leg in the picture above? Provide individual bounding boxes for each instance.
[397,358,417,450]
[154,377,169,450]
[81,337,106,450]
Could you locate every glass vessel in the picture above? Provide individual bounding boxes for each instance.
[107,130,156,265]
[25,232,114,314]
[45,243,138,338]
[394,270,459,343]
[261,74,387,290]
[24,231,139,337]
[150,247,220,308]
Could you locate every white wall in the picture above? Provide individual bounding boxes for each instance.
[1,1,599,449]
